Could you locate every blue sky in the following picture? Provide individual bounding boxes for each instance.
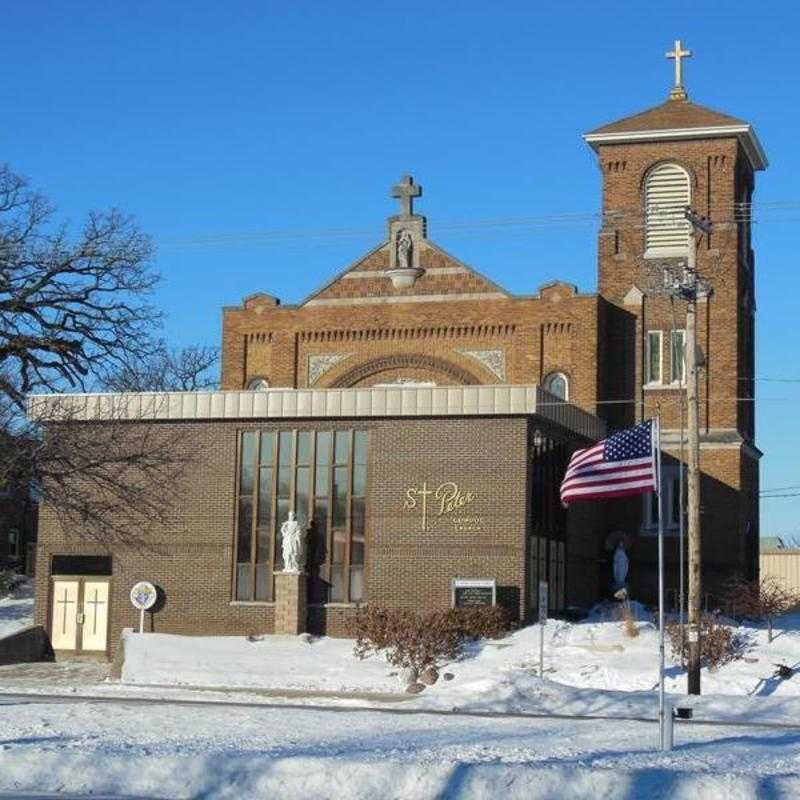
[2,1,798,535]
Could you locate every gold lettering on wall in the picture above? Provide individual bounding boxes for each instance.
[404,481,478,532]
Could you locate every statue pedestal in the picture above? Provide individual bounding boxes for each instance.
[274,571,308,635]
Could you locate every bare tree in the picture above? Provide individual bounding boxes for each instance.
[21,397,189,545]
[102,344,219,393]
[723,576,800,643]
[0,164,160,408]
[0,163,204,544]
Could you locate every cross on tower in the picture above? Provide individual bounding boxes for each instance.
[666,39,692,100]
[391,175,422,218]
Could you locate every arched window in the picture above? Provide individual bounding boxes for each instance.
[544,372,569,401]
[246,377,270,391]
[644,163,691,257]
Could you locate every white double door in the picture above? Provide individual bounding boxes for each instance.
[50,578,110,652]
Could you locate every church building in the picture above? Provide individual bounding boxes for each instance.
[32,45,764,659]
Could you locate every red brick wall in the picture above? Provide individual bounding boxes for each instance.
[221,248,601,417]
[36,416,531,656]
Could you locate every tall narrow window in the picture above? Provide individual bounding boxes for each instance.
[236,432,258,600]
[234,430,368,604]
[644,163,691,257]
[643,465,682,531]
[671,330,686,384]
[350,431,368,602]
[645,331,663,385]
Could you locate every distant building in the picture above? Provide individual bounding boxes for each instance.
[760,537,786,552]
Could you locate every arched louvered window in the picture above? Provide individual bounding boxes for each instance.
[544,372,569,402]
[644,163,691,257]
[246,377,270,391]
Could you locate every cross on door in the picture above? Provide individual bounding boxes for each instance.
[57,588,75,635]
[84,589,106,635]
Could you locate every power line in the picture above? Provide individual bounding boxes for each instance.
[155,201,800,251]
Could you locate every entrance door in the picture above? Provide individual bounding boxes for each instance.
[50,577,110,653]
[80,580,110,651]
[51,580,80,650]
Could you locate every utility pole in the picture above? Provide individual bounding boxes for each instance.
[664,207,712,695]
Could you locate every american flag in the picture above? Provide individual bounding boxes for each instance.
[560,419,658,507]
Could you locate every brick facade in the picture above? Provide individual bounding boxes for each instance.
[35,415,591,658]
[33,90,764,656]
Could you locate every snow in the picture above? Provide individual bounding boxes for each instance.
[0,579,34,639]
[121,629,399,693]
[120,607,800,720]
[4,601,800,797]
[1,698,800,798]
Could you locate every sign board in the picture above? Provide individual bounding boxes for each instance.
[538,581,549,625]
[452,578,496,608]
[130,581,157,635]
[130,581,157,611]
[404,481,480,532]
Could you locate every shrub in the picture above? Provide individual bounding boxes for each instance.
[351,605,512,672]
[722,576,800,643]
[666,612,745,669]
[442,605,512,641]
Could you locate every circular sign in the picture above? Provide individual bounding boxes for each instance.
[130,581,157,611]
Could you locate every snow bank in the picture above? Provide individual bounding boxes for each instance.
[2,698,799,799]
[0,578,34,639]
[3,749,797,800]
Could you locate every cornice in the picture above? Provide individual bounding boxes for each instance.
[583,124,768,171]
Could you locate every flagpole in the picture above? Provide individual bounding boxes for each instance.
[656,414,667,750]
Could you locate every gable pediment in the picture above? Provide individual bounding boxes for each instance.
[301,240,510,308]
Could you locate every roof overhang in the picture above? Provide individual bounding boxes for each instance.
[26,385,606,442]
[583,124,768,171]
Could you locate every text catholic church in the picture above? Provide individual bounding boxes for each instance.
[33,46,764,659]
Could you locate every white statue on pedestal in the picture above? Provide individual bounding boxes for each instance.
[281,511,306,573]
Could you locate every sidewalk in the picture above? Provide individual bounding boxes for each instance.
[0,658,411,703]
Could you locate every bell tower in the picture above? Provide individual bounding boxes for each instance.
[583,42,766,440]
[583,43,767,588]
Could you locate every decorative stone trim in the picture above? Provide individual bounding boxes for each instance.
[304,291,507,308]
[329,354,481,388]
[343,267,466,279]
[307,353,353,386]
[299,324,516,343]
[457,349,506,381]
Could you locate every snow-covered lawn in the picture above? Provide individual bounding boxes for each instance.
[119,606,800,722]
[4,602,800,797]
[0,579,34,638]
[122,628,399,693]
[1,697,800,799]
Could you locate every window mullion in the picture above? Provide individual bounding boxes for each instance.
[270,436,278,600]
[326,441,334,600]
[249,433,259,600]
[344,430,354,603]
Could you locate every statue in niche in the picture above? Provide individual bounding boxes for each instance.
[281,511,306,573]
[396,230,413,269]
[612,540,629,600]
